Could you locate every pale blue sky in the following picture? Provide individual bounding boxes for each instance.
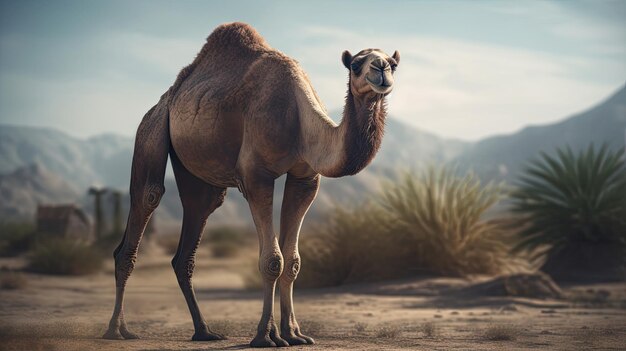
[1,0,624,140]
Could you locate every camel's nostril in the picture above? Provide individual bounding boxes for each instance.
[370,59,390,74]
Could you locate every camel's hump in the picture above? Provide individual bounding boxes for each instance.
[205,22,270,51]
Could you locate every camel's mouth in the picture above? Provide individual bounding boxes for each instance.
[366,76,393,94]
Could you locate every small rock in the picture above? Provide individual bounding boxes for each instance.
[433,314,443,318]
[450,311,459,315]
[499,304,518,313]
[541,309,557,314]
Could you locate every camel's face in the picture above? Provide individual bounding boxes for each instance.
[342,49,400,97]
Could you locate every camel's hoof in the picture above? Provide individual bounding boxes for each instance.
[102,329,124,340]
[250,336,278,348]
[297,333,314,345]
[282,334,308,346]
[103,325,140,340]
[250,332,289,347]
[120,327,140,340]
[282,330,315,345]
[192,329,227,341]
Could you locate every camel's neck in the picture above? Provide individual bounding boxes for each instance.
[296,79,387,178]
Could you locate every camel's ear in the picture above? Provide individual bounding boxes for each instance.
[392,50,400,65]
[341,50,353,69]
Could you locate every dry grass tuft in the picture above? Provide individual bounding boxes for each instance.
[376,325,402,338]
[420,321,439,338]
[354,322,368,334]
[481,324,520,341]
[27,238,103,275]
[0,271,27,290]
[206,226,253,259]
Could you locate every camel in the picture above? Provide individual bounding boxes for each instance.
[103,22,399,347]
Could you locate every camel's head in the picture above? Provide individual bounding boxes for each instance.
[342,49,400,97]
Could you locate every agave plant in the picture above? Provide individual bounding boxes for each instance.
[511,145,626,279]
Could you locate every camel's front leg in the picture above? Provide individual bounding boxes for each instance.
[242,172,289,348]
[278,174,319,345]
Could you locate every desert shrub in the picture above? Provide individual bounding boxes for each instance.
[157,234,181,255]
[481,324,519,341]
[0,222,37,256]
[211,241,240,258]
[376,325,402,338]
[206,226,252,258]
[420,321,439,338]
[297,167,516,288]
[0,271,28,290]
[511,145,626,280]
[379,168,513,276]
[93,230,124,255]
[298,204,390,287]
[241,255,264,290]
[27,238,103,275]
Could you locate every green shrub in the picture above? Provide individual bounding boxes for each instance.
[0,222,37,256]
[206,226,252,258]
[296,167,517,288]
[27,238,103,275]
[511,145,626,280]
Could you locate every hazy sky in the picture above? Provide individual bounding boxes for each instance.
[1,0,625,141]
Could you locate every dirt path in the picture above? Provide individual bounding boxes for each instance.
[1,251,625,350]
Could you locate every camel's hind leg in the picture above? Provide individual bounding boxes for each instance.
[103,99,170,340]
[170,151,227,341]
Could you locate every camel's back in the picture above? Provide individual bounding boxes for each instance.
[170,22,271,108]
[169,23,277,187]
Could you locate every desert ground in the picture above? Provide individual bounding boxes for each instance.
[1,242,625,351]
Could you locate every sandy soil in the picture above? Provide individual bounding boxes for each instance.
[1,246,625,351]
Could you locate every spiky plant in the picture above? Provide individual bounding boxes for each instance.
[511,145,626,280]
[379,167,514,276]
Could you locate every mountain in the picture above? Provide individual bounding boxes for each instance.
[0,126,133,189]
[455,84,626,183]
[0,164,80,219]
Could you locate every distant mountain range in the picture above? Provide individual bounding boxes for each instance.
[1,84,624,231]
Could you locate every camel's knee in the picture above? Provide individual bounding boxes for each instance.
[280,255,301,283]
[144,183,164,211]
[260,251,284,281]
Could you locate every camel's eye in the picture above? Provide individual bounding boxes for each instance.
[350,57,365,74]
[390,63,397,72]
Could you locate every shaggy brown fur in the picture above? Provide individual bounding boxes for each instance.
[103,22,400,348]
